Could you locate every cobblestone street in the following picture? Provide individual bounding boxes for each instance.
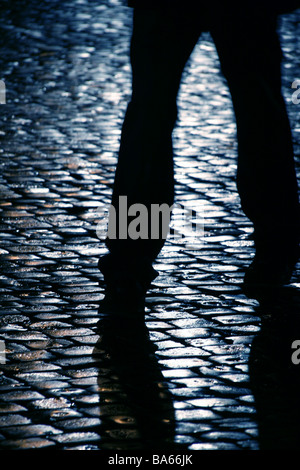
[0,0,300,452]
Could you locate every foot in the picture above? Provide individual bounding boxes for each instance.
[98,253,157,316]
[243,244,299,295]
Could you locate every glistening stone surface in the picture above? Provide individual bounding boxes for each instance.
[0,0,299,451]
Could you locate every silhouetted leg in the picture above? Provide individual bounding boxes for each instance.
[249,294,300,449]
[211,5,300,287]
[99,7,201,293]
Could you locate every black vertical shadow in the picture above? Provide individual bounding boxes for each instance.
[93,312,181,451]
[248,287,300,449]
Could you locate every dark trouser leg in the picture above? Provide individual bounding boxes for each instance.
[211,6,300,258]
[99,7,201,289]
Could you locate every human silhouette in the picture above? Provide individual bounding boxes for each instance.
[98,1,300,314]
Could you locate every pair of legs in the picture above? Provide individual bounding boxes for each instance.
[99,4,300,300]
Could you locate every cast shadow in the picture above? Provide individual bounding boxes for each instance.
[248,286,300,449]
[92,312,181,451]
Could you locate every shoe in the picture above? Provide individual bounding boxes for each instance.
[243,243,299,295]
[98,253,158,316]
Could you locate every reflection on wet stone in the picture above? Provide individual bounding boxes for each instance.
[93,314,178,450]
[0,0,299,451]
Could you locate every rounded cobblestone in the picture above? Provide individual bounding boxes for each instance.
[0,0,300,452]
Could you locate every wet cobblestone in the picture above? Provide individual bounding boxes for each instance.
[0,0,300,451]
